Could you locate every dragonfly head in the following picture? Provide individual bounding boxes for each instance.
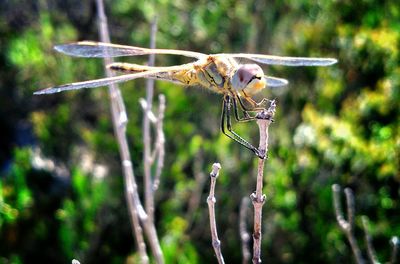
[232,64,266,96]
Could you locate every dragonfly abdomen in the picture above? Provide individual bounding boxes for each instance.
[107,62,198,87]
[108,62,151,73]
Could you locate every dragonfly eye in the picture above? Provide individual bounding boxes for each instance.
[232,64,265,91]
[247,75,262,85]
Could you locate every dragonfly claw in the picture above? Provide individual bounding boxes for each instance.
[254,149,267,159]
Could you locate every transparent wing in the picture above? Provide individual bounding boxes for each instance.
[265,76,289,87]
[220,53,337,66]
[55,41,206,59]
[34,69,174,95]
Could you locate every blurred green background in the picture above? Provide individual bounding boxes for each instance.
[0,0,399,263]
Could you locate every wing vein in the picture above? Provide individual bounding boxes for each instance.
[55,41,206,59]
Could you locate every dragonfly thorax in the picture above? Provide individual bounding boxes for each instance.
[231,64,266,96]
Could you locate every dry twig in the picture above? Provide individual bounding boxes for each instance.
[362,216,400,264]
[251,100,276,264]
[143,16,158,223]
[332,184,364,264]
[96,2,165,263]
[139,94,165,264]
[152,93,166,190]
[207,163,225,264]
[333,185,400,264]
[138,16,165,264]
[95,1,149,263]
[362,216,379,264]
[390,236,399,264]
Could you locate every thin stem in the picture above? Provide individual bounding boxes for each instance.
[207,163,225,264]
[332,184,350,230]
[239,197,251,264]
[251,100,276,264]
[95,0,149,263]
[152,94,166,191]
[362,216,379,264]
[139,17,165,264]
[345,188,355,229]
[332,184,365,264]
[143,16,158,223]
[390,236,399,264]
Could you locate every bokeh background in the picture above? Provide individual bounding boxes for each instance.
[1,0,399,263]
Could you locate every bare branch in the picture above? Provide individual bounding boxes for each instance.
[362,216,380,264]
[207,163,225,264]
[139,17,165,264]
[239,197,251,264]
[139,99,157,124]
[332,184,350,231]
[95,0,149,262]
[141,220,164,264]
[152,94,166,190]
[251,100,275,264]
[332,184,364,264]
[390,236,399,264]
[345,188,355,229]
[143,15,158,224]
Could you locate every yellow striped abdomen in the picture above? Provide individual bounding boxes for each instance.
[108,62,199,86]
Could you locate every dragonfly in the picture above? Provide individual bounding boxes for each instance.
[35,41,337,158]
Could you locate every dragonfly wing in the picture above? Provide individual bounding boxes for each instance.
[55,41,206,59]
[265,76,289,87]
[34,70,168,95]
[222,53,337,66]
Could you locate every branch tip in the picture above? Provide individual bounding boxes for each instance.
[207,162,225,264]
[391,236,400,246]
[210,163,221,178]
[332,184,341,192]
[390,236,399,264]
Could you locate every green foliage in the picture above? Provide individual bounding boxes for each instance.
[56,168,109,259]
[161,217,199,263]
[0,148,33,227]
[0,0,399,263]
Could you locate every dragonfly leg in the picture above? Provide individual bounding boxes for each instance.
[234,95,275,123]
[254,97,274,107]
[231,96,255,122]
[243,95,274,109]
[239,95,267,110]
[221,96,265,159]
